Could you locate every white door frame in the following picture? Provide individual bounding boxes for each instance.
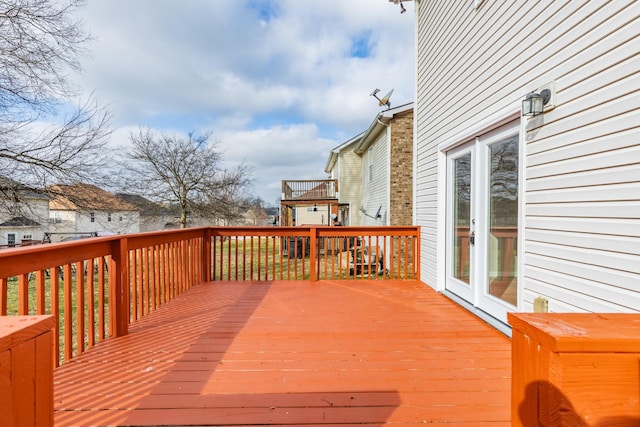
[439,115,523,324]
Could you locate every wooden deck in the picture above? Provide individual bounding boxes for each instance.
[53,280,511,426]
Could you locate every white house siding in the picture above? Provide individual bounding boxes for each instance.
[296,204,330,226]
[0,195,50,244]
[414,0,640,314]
[361,130,389,226]
[49,210,140,237]
[76,211,140,235]
[339,150,363,225]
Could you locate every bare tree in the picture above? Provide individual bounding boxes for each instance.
[0,0,111,195]
[124,128,253,228]
[241,196,269,226]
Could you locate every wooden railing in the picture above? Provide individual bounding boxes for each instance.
[281,179,338,201]
[210,226,420,282]
[0,226,419,366]
[0,228,206,366]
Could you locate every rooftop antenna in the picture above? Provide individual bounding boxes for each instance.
[370,88,394,109]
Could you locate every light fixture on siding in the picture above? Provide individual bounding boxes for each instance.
[389,0,409,14]
[522,89,551,117]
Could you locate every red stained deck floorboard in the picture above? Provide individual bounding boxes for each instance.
[54,280,511,426]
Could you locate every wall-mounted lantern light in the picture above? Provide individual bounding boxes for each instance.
[389,0,411,14]
[522,88,551,117]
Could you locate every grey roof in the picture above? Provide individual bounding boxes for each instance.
[0,216,40,227]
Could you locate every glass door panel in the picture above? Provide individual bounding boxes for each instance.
[487,136,518,306]
[453,153,472,285]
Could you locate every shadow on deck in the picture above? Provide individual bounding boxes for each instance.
[53,280,511,426]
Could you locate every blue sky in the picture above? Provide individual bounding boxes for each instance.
[69,0,415,204]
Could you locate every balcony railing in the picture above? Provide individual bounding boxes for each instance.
[0,225,419,366]
[281,179,338,201]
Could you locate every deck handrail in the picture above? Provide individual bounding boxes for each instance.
[0,225,419,366]
[209,226,420,283]
[0,228,207,366]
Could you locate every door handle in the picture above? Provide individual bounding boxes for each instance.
[470,218,476,246]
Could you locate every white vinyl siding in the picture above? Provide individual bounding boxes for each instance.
[361,131,389,226]
[415,1,640,313]
[339,150,363,225]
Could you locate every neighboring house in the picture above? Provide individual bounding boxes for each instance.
[325,103,414,226]
[264,207,279,226]
[0,177,49,247]
[295,203,332,226]
[408,0,639,329]
[117,193,176,232]
[325,132,364,226]
[355,103,413,226]
[280,180,339,226]
[48,184,140,240]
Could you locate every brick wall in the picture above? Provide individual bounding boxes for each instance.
[389,109,413,226]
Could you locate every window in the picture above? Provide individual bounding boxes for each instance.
[90,212,95,222]
[119,216,123,222]
[22,234,32,240]
[7,233,15,246]
[108,213,112,222]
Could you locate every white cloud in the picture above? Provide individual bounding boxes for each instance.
[70,0,415,203]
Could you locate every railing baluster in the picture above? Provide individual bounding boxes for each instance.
[0,277,6,315]
[154,244,159,303]
[36,270,46,314]
[131,249,138,320]
[50,267,60,367]
[75,261,85,355]
[18,274,28,315]
[63,263,73,362]
[143,247,150,314]
[97,258,105,341]
[87,258,95,348]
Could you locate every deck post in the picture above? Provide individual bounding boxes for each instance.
[110,237,130,337]
[309,227,317,282]
[414,226,421,281]
[0,315,55,427]
[202,228,212,282]
[509,313,640,426]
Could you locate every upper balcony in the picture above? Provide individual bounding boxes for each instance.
[281,179,338,203]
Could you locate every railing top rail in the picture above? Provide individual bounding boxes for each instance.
[0,227,211,278]
[0,237,115,279]
[0,225,420,279]
[209,226,420,237]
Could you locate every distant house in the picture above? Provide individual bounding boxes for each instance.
[48,184,140,240]
[325,103,414,226]
[325,132,364,225]
[409,0,639,328]
[117,193,176,232]
[0,177,49,247]
[280,180,340,226]
[355,103,413,226]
